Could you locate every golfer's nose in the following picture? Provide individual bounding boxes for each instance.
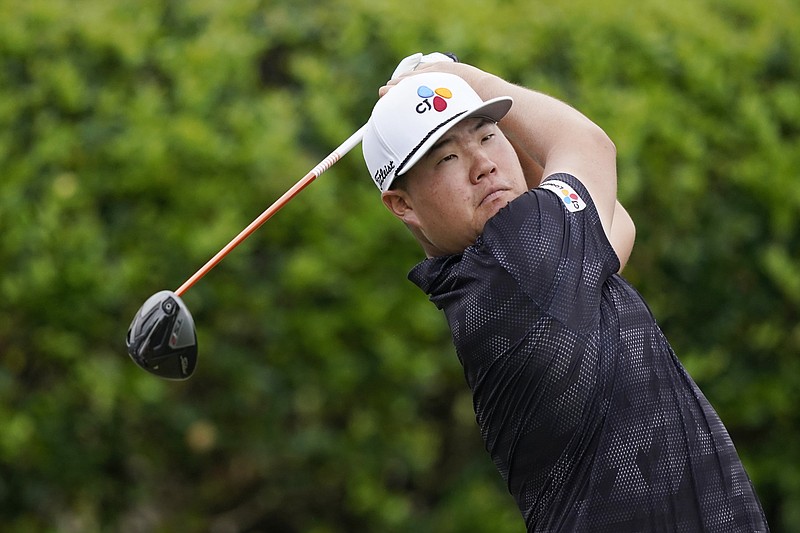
[470,150,496,184]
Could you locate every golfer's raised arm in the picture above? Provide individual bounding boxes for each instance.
[415,62,618,239]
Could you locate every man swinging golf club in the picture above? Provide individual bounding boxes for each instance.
[362,53,769,531]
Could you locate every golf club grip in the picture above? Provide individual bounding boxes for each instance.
[175,125,367,297]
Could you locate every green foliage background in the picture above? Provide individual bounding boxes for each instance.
[1,0,798,531]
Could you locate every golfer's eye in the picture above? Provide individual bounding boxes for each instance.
[438,154,457,165]
[482,133,495,143]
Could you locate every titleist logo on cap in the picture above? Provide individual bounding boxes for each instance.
[374,160,396,189]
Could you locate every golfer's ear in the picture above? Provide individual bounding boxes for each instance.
[382,190,415,221]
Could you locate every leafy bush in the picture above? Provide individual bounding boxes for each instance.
[1,0,798,530]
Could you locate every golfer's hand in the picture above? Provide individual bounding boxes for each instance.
[391,52,457,79]
[378,51,458,97]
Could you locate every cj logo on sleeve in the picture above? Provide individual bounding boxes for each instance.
[540,180,586,213]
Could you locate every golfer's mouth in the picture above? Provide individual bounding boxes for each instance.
[480,188,509,206]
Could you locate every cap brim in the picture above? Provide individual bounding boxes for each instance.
[396,96,513,177]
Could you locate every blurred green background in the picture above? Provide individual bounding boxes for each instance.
[1,0,798,531]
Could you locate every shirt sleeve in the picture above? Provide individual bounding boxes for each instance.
[479,173,620,330]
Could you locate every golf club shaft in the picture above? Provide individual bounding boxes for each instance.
[175,125,366,297]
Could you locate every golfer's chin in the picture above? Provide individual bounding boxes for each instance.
[479,191,515,222]
[424,203,514,256]
[424,228,484,257]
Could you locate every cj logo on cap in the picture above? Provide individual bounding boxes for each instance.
[416,85,453,114]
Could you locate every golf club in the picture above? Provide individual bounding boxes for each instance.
[126,125,366,379]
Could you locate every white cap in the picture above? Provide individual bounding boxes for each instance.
[362,72,513,192]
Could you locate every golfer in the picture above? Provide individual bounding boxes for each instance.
[362,57,768,532]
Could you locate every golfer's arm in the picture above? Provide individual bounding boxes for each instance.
[472,68,636,272]
[516,143,634,271]
[610,201,635,272]
[488,67,626,246]
[520,144,635,271]
[468,70,618,236]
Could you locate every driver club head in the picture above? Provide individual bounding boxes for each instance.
[126,290,197,380]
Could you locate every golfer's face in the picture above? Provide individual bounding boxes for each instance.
[404,118,527,255]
